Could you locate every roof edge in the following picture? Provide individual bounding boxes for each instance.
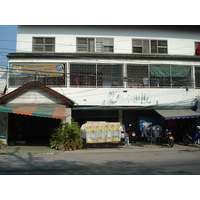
[7,52,200,61]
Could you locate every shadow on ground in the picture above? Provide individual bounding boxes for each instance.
[0,152,194,175]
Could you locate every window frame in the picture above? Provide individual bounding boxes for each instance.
[77,37,114,53]
[132,39,150,53]
[132,39,168,54]
[76,38,95,52]
[32,37,55,52]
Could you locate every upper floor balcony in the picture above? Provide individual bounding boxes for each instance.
[8,61,200,89]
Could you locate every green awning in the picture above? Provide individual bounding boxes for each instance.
[0,104,66,119]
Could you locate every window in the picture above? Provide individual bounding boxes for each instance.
[151,40,167,53]
[127,65,149,87]
[77,38,114,52]
[96,38,114,52]
[32,37,55,52]
[70,64,122,87]
[132,39,167,54]
[132,40,149,53]
[195,42,200,55]
[195,66,200,87]
[77,38,94,52]
[150,65,192,87]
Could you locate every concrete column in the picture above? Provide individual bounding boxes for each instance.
[66,62,70,88]
[123,63,127,88]
[63,108,72,124]
[192,65,195,89]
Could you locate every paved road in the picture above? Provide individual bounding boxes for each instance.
[0,146,200,175]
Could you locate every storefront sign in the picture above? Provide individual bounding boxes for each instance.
[9,63,64,77]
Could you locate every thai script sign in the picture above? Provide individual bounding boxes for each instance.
[107,90,151,105]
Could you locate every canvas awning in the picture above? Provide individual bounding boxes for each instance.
[155,109,200,120]
[0,104,66,119]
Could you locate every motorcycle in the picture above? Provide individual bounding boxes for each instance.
[156,129,174,147]
[120,125,129,145]
[182,126,200,148]
[127,124,137,143]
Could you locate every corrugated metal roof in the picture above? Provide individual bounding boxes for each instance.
[155,109,200,120]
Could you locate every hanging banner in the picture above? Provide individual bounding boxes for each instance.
[82,122,121,143]
[9,63,64,77]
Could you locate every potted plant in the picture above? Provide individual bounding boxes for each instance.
[77,138,83,149]
[70,139,78,151]
[50,120,82,151]
[50,123,68,150]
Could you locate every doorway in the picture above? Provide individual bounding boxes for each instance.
[8,113,61,146]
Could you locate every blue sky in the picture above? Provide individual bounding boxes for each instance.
[0,25,17,68]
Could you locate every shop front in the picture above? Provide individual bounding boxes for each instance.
[72,108,200,143]
[155,109,200,141]
[0,81,74,146]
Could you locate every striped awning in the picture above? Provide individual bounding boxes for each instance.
[0,104,66,119]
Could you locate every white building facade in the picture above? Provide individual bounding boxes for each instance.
[1,25,200,145]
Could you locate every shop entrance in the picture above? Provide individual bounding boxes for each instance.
[8,113,61,146]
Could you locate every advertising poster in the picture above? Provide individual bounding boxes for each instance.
[9,63,64,77]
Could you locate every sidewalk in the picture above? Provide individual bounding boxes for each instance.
[0,142,200,155]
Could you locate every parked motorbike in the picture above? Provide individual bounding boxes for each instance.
[182,126,200,147]
[120,125,129,145]
[156,129,174,147]
[127,124,137,143]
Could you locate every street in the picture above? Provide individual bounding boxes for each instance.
[0,146,200,175]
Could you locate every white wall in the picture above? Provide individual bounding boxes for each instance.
[56,87,200,108]
[0,70,7,93]
[6,86,200,108]
[16,25,200,55]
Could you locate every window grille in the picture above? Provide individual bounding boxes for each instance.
[150,65,192,87]
[70,64,122,87]
[127,65,149,87]
[195,66,200,87]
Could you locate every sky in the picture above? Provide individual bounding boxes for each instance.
[0,25,17,68]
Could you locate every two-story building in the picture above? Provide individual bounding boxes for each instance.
[1,25,200,145]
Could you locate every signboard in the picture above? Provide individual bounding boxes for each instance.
[9,63,64,77]
[82,122,121,143]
